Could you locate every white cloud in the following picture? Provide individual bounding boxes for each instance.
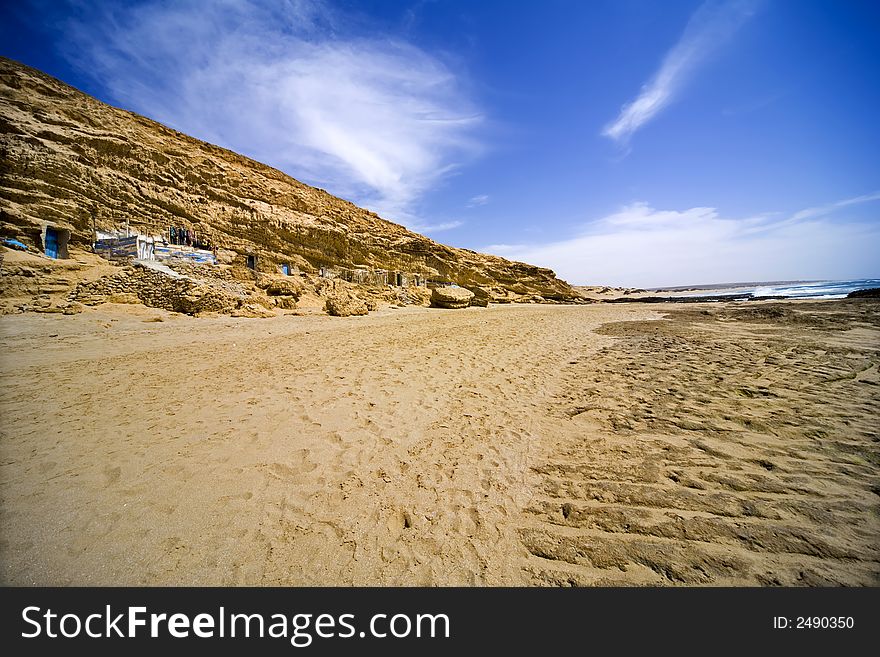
[411,220,463,234]
[467,194,489,208]
[789,191,880,222]
[61,0,482,227]
[602,0,757,143]
[485,194,880,288]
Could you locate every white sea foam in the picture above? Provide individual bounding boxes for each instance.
[749,279,878,299]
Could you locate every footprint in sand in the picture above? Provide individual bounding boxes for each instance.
[103,465,121,487]
[386,508,413,535]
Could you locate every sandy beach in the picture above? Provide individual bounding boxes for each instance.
[1,300,878,586]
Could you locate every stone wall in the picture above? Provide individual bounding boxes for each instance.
[69,263,247,315]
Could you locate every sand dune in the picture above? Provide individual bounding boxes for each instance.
[1,300,877,585]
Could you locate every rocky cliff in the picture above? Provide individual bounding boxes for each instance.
[0,56,575,301]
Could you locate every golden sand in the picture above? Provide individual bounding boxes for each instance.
[1,300,877,585]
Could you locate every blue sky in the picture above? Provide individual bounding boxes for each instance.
[2,0,878,286]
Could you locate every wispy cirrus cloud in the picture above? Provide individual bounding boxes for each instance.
[466,194,490,208]
[602,0,758,144]
[486,193,880,287]
[789,191,880,222]
[57,0,482,227]
[410,220,463,233]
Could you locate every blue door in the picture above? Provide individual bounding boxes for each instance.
[281,264,290,275]
[45,228,59,259]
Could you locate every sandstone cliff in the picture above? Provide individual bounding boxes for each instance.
[0,56,575,301]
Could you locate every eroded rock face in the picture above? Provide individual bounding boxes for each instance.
[0,57,577,302]
[431,286,474,309]
[68,264,247,315]
[465,286,491,307]
[260,277,302,298]
[325,291,368,317]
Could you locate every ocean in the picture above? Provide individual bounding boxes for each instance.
[679,279,880,300]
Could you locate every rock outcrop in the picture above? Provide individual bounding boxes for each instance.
[431,286,475,309]
[465,286,491,307]
[0,56,577,302]
[325,291,369,317]
[69,262,247,315]
[847,288,880,299]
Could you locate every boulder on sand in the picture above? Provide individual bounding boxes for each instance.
[465,286,490,307]
[431,286,474,309]
[325,291,368,317]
